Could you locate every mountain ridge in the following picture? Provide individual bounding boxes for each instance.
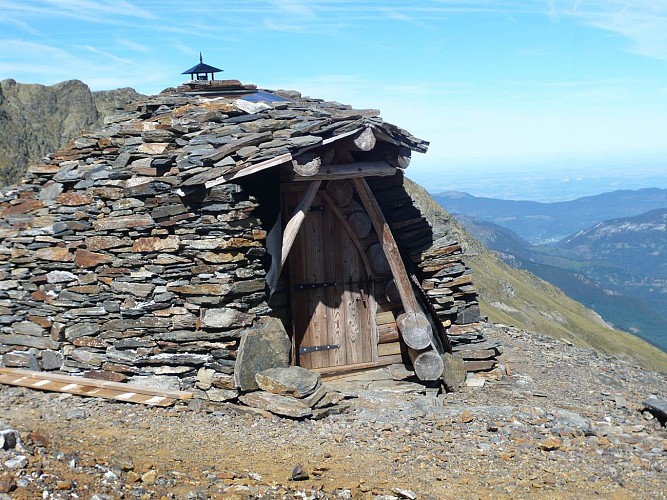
[0,78,142,185]
[435,188,667,243]
[407,179,667,372]
[455,209,667,353]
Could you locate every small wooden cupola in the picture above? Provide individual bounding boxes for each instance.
[181,53,223,81]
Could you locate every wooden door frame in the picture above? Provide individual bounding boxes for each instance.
[280,181,379,370]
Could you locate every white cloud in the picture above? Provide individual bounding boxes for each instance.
[551,0,667,60]
[84,46,138,66]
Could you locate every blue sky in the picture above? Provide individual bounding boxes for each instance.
[1,1,667,196]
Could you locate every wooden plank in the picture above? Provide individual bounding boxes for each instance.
[378,323,399,344]
[0,368,191,400]
[0,369,192,406]
[326,202,346,368]
[320,190,373,277]
[313,354,403,378]
[280,180,322,270]
[376,311,396,325]
[292,161,396,181]
[321,127,364,145]
[205,153,293,188]
[378,342,401,356]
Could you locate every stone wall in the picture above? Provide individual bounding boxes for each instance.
[0,88,480,397]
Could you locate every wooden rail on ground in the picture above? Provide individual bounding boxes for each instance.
[0,368,193,407]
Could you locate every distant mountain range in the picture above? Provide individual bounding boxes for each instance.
[434,189,667,244]
[451,205,667,352]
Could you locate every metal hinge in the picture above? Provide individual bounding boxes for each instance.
[299,344,340,354]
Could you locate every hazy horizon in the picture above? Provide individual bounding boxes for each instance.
[411,151,667,202]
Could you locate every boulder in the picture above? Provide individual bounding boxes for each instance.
[255,366,320,398]
[234,317,290,391]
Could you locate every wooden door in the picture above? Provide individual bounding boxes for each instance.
[285,189,375,369]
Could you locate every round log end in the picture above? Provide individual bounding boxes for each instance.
[396,311,432,350]
[412,350,444,381]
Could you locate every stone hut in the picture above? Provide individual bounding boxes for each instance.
[0,81,480,400]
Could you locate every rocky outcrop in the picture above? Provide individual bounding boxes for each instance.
[0,79,142,185]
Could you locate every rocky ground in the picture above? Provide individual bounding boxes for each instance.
[0,323,666,499]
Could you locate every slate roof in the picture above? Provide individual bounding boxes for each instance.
[50,84,429,192]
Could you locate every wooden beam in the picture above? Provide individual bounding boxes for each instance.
[409,349,445,381]
[291,153,321,177]
[280,180,322,270]
[353,177,418,312]
[205,153,293,188]
[311,354,403,378]
[352,178,441,381]
[321,127,364,145]
[291,161,396,181]
[349,127,377,152]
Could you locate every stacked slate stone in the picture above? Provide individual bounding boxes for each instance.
[448,323,502,373]
[0,84,475,402]
[367,175,480,327]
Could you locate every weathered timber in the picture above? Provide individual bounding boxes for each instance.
[0,368,192,406]
[353,178,418,312]
[396,311,432,350]
[292,161,395,181]
[408,349,444,381]
[291,153,321,176]
[376,311,396,325]
[325,179,353,207]
[349,127,376,151]
[378,342,401,357]
[347,211,372,238]
[353,177,443,380]
[206,153,293,188]
[319,190,373,277]
[312,355,403,378]
[280,180,322,270]
[378,323,400,344]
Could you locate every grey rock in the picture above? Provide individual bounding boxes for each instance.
[4,455,28,470]
[66,409,89,420]
[0,429,19,450]
[128,375,181,391]
[206,388,238,402]
[234,317,290,391]
[291,464,309,481]
[642,398,667,425]
[255,366,321,398]
[40,349,64,370]
[441,352,466,392]
[238,391,312,419]
[65,322,101,340]
[201,308,254,329]
[553,409,595,436]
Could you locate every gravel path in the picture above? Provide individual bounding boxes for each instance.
[1,323,665,499]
